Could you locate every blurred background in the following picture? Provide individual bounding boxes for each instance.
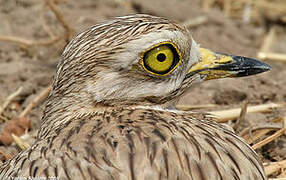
[0,0,285,178]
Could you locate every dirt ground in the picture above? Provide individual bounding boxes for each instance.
[0,0,285,178]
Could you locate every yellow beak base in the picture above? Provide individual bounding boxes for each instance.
[186,48,271,80]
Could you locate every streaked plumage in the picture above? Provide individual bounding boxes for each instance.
[0,14,270,180]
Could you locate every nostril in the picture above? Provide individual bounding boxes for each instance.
[215,60,232,64]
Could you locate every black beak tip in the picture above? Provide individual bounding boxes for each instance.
[232,56,272,77]
[260,63,272,71]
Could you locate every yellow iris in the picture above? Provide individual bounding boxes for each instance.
[144,45,174,72]
[141,42,182,76]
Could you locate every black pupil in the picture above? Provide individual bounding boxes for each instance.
[157,53,166,62]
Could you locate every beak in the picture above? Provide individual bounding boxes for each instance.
[186,48,271,80]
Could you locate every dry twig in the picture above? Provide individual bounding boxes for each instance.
[241,123,282,144]
[11,134,31,150]
[252,127,286,150]
[209,103,284,123]
[40,2,57,39]
[0,35,60,47]
[245,124,281,140]
[0,87,22,116]
[255,26,286,62]
[0,0,70,48]
[19,86,51,118]
[176,104,216,111]
[264,159,286,177]
[223,0,231,16]
[233,100,248,129]
[257,52,286,62]
[259,26,277,53]
[45,0,74,41]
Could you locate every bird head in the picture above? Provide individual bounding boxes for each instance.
[52,14,271,107]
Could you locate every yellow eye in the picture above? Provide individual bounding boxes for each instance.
[141,43,181,76]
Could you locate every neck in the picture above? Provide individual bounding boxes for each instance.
[37,88,170,140]
[37,86,93,138]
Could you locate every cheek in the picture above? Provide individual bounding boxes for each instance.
[129,81,177,98]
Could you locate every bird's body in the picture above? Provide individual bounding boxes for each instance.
[0,14,270,179]
[1,107,265,179]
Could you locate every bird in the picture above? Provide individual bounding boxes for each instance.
[0,14,271,180]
